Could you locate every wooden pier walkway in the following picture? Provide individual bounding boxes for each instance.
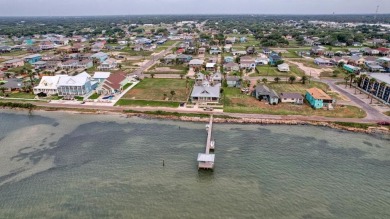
[197,115,215,170]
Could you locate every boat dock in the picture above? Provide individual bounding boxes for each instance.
[197,115,215,170]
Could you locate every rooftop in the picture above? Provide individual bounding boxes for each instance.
[306,87,332,100]
[369,73,390,85]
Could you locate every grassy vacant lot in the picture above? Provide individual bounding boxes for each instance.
[120,78,192,105]
[223,87,365,118]
[116,99,180,107]
[280,51,301,58]
[268,81,329,94]
[0,50,28,57]
[6,92,36,99]
[253,64,304,77]
[8,63,33,73]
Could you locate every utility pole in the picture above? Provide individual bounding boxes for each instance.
[375,5,380,20]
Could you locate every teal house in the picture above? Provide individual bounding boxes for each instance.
[343,64,360,73]
[305,87,333,109]
[23,54,42,64]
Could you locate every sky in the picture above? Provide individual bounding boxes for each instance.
[0,0,388,16]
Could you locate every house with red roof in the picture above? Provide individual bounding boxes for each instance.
[97,72,129,95]
[377,47,390,56]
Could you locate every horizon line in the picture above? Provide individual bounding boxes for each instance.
[1,13,390,18]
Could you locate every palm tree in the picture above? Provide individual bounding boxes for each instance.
[353,78,358,94]
[301,75,308,84]
[180,74,184,79]
[274,77,280,83]
[349,74,355,88]
[170,90,176,100]
[163,93,167,100]
[256,79,261,84]
[288,76,296,84]
[360,74,367,88]
[368,78,376,98]
[0,87,6,96]
[379,82,387,100]
[262,78,268,84]
[28,71,36,87]
[344,76,349,88]
[151,73,155,78]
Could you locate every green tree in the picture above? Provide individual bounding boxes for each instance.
[344,76,349,88]
[288,76,296,84]
[170,90,176,101]
[274,77,280,83]
[301,75,308,84]
[262,78,268,84]
[150,73,155,78]
[0,87,6,96]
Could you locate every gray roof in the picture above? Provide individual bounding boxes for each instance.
[280,92,303,99]
[255,85,279,98]
[191,84,220,98]
[369,73,390,85]
[2,78,23,89]
[226,76,240,82]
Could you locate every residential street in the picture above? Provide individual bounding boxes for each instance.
[319,78,389,121]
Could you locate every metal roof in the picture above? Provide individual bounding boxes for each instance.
[197,153,215,162]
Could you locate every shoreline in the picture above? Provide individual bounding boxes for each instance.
[2,106,389,135]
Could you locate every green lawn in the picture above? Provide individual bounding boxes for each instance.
[121,78,192,102]
[89,93,100,99]
[223,87,364,118]
[115,99,181,107]
[267,81,329,95]
[7,92,36,99]
[122,83,133,90]
[253,65,304,77]
[0,50,28,57]
[281,51,301,58]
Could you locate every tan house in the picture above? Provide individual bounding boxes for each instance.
[3,59,24,68]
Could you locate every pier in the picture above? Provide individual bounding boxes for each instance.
[197,115,215,170]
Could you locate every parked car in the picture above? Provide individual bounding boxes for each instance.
[203,107,213,111]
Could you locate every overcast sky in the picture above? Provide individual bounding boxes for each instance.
[0,0,388,16]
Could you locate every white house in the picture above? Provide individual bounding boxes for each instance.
[33,75,63,95]
[57,72,95,97]
[93,72,111,83]
[277,63,290,72]
[98,58,118,71]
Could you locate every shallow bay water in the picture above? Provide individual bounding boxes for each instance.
[0,110,389,218]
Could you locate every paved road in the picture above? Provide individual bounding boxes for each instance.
[31,101,387,124]
[320,79,389,122]
[132,42,179,77]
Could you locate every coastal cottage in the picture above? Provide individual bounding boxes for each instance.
[305,87,333,109]
[3,59,24,68]
[277,63,290,72]
[223,62,240,72]
[253,85,279,105]
[280,92,304,104]
[57,72,96,97]
[97,72,129,95]
[98,58,118,71]
[24,54,42,64]
[93,72,111,83]
[91,52,109,63]
[189,59,204,69]
[33,75,63,95]
[226,76,241,87]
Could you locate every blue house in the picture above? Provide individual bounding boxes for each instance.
[240,37,247,43]
[91,52,108,63]
[269,53,282,65]
[24,54,42,64]
[224,56,234,63]
[305,88,333,109]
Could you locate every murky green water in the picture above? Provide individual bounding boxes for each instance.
[0,110,389,219]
